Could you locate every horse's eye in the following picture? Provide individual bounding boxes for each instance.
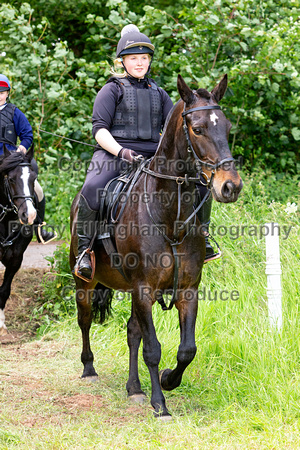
[193,128,203,135]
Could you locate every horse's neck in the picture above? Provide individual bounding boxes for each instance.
[144,114,196,223]
[150,103,187,178]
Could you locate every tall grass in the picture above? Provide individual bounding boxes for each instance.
[22,169,300,447]
[152,172,299,420]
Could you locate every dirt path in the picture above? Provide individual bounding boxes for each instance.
[0,241,66,344]
[0,240,64,270]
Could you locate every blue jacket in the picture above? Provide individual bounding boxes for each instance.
[0,103,33,154]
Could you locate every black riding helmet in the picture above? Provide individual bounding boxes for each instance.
[116,24,155,58]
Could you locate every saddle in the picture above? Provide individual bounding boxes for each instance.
[95,159,148,279]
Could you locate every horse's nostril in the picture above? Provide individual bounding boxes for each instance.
[222,181,234,198]
[20,212,28,224]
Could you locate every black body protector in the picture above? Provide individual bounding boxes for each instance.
[109,77,163,142]
[0,103,17,145]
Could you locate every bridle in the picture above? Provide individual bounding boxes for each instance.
[142,103,235,188]
[181,104,235,176]
[1,162,35,221]
[0,161,36,248]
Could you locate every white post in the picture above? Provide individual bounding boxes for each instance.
[265,222,282,331]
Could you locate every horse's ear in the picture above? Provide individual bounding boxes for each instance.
[26,143,34,161]
[211,74,228,103]
[177,74,195,106]
[3,144,11,158]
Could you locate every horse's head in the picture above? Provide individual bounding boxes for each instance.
[0,145,37,224]
[177,74,243,203]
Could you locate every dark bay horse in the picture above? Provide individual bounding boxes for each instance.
[70,74,243,419]
[0,145,37,335]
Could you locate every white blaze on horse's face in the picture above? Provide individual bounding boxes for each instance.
[210,112,219,126]
[20,166,37,225]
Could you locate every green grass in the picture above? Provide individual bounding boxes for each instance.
[1,170,299,448]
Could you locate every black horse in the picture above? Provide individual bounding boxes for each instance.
[70,74,243,419]
[0,145,37,335]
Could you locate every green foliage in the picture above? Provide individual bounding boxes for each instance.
[0,2,96,163]
[31,243,76,334]
[1,0,299,174]
[38,151,87,240]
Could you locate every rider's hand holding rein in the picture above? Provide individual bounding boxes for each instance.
[16,145,27,154]
[118,148,144,164]
[94,128,142,163]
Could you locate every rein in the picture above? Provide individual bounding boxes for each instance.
[142,164,210,187]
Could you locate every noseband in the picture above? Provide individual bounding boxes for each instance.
[182,104,234,174]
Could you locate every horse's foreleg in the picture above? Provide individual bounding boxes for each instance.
[160,289,198,391]
[0,263,22,335]
[76,283,98,378]
[0,309,7,335]
[126,303,147,402]
[133,289,170,418]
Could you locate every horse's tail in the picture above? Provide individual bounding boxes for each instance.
[92,283,113,324]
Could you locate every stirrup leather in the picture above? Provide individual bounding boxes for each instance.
[74,248,96,282]
[37,221,58,245]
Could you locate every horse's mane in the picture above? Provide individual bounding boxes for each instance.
[0,152,30,174]
[155,88,213,154]
[155,100,181,154]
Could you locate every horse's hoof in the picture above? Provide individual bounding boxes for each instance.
[0,327,8,336]
[154,410,173,422]
[128,393,147,404]
[159,414,173,423]
[81,375,99,383]
[159,369,172,390]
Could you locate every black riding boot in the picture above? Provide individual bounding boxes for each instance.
[73,194,98,282]
[197,191,221,263]
[35,196,57,244]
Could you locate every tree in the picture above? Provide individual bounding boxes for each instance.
[1,0,299,173]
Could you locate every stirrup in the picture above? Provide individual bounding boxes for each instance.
[204,234,222,264]
[37,222,58,245]
[204,250,222,263]
[73,248,96,282]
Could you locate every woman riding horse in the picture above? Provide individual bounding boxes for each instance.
[0,74,55,244]
[74,25,219,282]
[0,146,37,335]
[70,70,243,418]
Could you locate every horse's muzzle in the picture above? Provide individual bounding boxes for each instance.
[19,202,37,225]
[222,179,243,201]
[212,177,243,203]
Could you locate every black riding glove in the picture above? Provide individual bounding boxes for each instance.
[118,148,144,164]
